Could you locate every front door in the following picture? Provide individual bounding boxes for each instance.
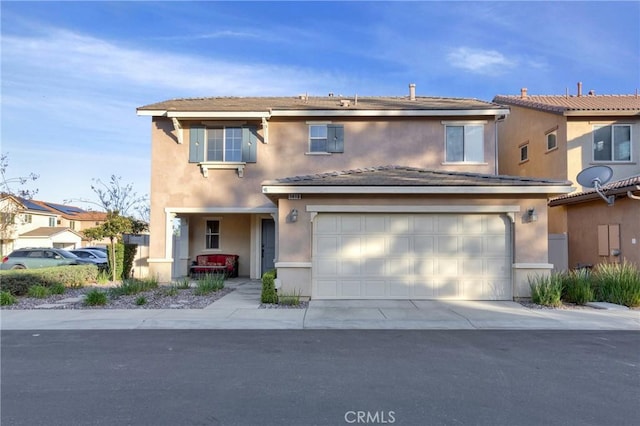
[261,219,276,275]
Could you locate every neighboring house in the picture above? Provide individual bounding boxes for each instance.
[137,85,572,300]
[493,85,640,270]
[0,195,108,254]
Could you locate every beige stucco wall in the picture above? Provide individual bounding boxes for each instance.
[562,197,640,268]
[148,115,501,279]
[566,118,640,191]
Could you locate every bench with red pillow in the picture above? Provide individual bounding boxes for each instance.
[190,254,238,278]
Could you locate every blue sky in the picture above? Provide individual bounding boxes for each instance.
[2,1,639,209]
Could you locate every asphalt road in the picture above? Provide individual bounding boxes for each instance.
[2,330,639,426]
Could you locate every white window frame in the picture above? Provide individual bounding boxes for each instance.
[442,121,486,164]
[546,130,557,151]
[593,124,632,163]
[49,217,56,227]
[204,218,222,251]
[23,214,33,224]
[206,127,243,163]
[308,124,328,153]
[519,143,529,163]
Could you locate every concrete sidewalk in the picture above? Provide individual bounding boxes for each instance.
[1,279,639,330]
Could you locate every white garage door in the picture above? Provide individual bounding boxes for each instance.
[313,213,512,300]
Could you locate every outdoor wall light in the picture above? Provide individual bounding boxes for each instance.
[526,207,538,223]
[289,208,298,223]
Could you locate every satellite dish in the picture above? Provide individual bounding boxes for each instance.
[576,165,614,205]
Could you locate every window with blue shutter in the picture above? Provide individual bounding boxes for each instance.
[190,125,258,163]
[189,126,205,163]
[309,124,344,153]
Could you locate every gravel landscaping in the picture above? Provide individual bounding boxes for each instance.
[2,284,234,310]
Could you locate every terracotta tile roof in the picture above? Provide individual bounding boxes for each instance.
[493,94,640,116]
[138,96,503,112]
[549,174,640,206]
[263,165,570,187]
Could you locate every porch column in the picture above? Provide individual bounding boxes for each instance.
[177,217,190,277]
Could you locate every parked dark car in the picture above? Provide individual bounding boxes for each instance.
[1,248,95,270]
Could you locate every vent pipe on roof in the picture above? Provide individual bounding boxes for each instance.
[588,90,595,96]
[409,83,416,101]
[520,87,528,99]
[577,81,583,97]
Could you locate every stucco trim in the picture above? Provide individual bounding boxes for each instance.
[165,207,277,214]
[275,262,312,268]
[263,185,573,195]
[148,258,173,263]
[305,205,521,214]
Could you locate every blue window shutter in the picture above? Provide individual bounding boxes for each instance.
[242,126,257,163]
[327,125,344,153]
[189,126,205,163]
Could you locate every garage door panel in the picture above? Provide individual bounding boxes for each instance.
[389,280,411,297]
[316,280,338,297]
[340,281,362,297]
[390,236,410,254]
[364,281,386,297]
[313,213,511,300]
[316,236,339,256]
[414,236,435,254]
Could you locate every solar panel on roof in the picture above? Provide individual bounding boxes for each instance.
[19,198,50,212]
[44,202,87,215]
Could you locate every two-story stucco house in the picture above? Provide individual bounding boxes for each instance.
[494,85,640,269]
[137,85,572,300]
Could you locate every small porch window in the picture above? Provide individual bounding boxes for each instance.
[205,219,221,250]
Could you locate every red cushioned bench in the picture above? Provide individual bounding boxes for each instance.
[190,254,239,278]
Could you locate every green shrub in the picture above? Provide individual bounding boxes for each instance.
[27,285,50,299]
[175,277,191,289]
[529,273,563,307]
[162,285,179,297]
[49,283,66,295]
[110,277,158,297]
[123,244,138,279]
[0,265,97,295]
[261,270,278,304]
[135,296,147,306]
[0,290,17,306]
[194,273,225,295]
[278,289,301,306]
[84,289,107,306]
[562,269,594,305]
[592,261,640,307]
[96,269,110,284]
[106,243,125,280]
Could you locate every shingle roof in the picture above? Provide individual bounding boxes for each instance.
[29,200,108,221]
[19,227,82,238]
[549,175,640,206]
[493,94,640,116]
[263,165,570,187]
[138,96,503,112]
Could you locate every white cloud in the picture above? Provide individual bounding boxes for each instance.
[447,47,516,75]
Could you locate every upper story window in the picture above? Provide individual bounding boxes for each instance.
[593,124,631,162]
[519,143,529,163]
[23,214,33,224]
[546,131,557,151]
[49,217,56,227]
[189,126,256,164]
[445,124,484,163]
[307,124,344,154]
[69,220,76,230]
[205,219,220,250]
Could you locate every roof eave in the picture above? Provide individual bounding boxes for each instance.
[262,185,573,196]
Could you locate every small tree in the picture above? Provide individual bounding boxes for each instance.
[66,175,148,219]
[83,211,135,282]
